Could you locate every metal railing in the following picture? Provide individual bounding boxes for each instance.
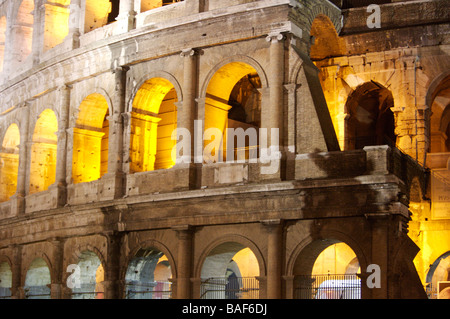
[200,277,259,299]
[125,281,172,299]
[295,274,361,299]
[71,291,104,299]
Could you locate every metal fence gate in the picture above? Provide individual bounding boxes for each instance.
[295,274,361,299]
[200,277,259,299]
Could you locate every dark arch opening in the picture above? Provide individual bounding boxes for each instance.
[345,81,396,150]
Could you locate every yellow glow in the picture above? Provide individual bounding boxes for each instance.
[232,248,259,277]
[204,62,260,163]
[0,124,20,202]
[95,264,104,299]
[130,78,177,172]
[43,1,70,52]
[29,109,58,194]
[312,243,360,275]
[72,94,109,184]
[0,16,6,73]
[85,0,112,32]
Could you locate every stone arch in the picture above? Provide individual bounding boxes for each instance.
[287,229,368,299]
[128,72,181,172]
[0,123,21,202]
[426,251,450,289]
[196,234,265,299]
[10,0,35,66]
[287,229,368,277]
[195,234,266,279]
[28,108,58,194]
[72,91,111,183]
[124,239,177,279]
[128,70,183,113]
[23,256,52,299]
[426,72,450,153]
[295,0,343,36]
[67,244,107,270]
[42,0,70,52]
[201,56,267,163]
[0,14,6,72]
[0,257,12,299]
[123,239,176,299]
[200,55,268,99]
[309,14,346,61]
[69,250,105,299]
[344,81,396,150]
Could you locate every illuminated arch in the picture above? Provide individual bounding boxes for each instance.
[43,0,70,52]
[13,0,34,64]
[29,109,58,194]
[427,74,450,153]
[84,0,114,33]
[309,14,346,61]
[129,77,178,172]
[0,15,6,72]
[289,234,366,299]
[202,59,265,163]
[72,93,109,184]
[0,124,20,202]
[196,235,264,299]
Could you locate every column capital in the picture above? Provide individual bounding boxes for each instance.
[180,48,199,57]
[266,32,286,43]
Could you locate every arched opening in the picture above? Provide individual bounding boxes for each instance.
[429,75,450,153]
[0,124,20,202]
[130,77,178,173]
[140,0,184,13]
[345,81,396,150]
[204,62,262,163]
[0,16,7,72]
[125,247,173,299]
[310,14,346,61]
[0,262,12,299]
[200,242,260,299]
[29,109,58,195]
[13,0,34,65]
[43,0,70,52]
[71,251,104,299]
[24,258,51,299]
[84,0,119,33]
[293,240,361,299]
[426,251,450,299]
[72,93,109,184]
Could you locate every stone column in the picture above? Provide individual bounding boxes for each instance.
[103,232,123,299]
[262,219,283,299]
[366,214,389,299]
[49,237,66,299]
[173,225,193,299]
[178,48,198,165]
[67,0,82,48]
[10,245,22,299]
[265,32,285,149]
[116,0,136,33]
[284,83,300,180]
[185,0,207,15]
[106,66,129,198]
[11,104,30,215]
[51,85,71,206]
[260,33,285,180]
